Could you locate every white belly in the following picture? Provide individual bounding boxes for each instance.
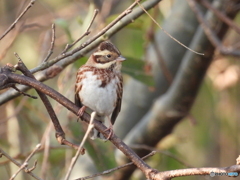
[78,71,118,116]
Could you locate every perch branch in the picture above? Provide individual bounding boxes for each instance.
[0,65,155,179]
[14,55,84,152]
[0,0,163,105]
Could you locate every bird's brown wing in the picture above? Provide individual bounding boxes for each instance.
[75,68,83,108]
[111,76,123,125]
[75,93,83,108]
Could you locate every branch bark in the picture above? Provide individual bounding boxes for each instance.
[115,0,240,179]
[0,65,155,179]
[0,0,163,105]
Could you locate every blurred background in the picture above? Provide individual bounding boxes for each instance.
[0,0,240,180]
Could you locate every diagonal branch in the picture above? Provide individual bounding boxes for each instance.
[0,0,36,40]
[0,146,42,180]
[14,55,83,152]
[0,0,163,105]
[0,65,155,179]
[188,0,240,56]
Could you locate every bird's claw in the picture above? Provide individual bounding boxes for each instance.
[77,106,86,121]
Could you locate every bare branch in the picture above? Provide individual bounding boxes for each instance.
[153,164,240,180]
[200,0,240,35]
[14,54,83,151]
[10,144,41,179]
[0,145,70,165]
[187,0,240,56]
[77,151,156,180]
[0,0,36,41]
[11,84,38,99]
[130,144,193,168]
[10,162,28,180]
[0,146,42,180]
[0,0,163,105]
[43,24,56,62]
[137,1,204,56]
[62,9,99,53]
[65,112,96,180]
[0,66,154,179]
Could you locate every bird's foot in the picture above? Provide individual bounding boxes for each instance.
[77,106,86,121]
[104,125,113,140]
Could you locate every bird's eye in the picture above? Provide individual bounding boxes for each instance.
[106,54,111,58]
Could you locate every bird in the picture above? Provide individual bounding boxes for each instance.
[75,41,125,140]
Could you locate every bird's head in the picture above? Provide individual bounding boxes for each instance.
[87,41,125,70]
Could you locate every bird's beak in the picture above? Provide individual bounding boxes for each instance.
[116,55,126,62]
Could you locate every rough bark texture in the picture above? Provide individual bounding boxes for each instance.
[114,0,240,179]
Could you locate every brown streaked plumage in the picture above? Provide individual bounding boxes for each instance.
[75,41,125,140]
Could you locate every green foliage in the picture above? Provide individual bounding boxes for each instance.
[69,117,117,172]
[122,57,154,86]
[84,140,117,171]
[73,57,88,69]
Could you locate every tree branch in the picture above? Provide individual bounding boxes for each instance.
[0,146,42,180]
[0,0,35,40]
[14,55,83,152]
[0,0,163,105]
[115,0,240,179]
[0,65,155,179]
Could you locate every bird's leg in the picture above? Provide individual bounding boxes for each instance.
[104,117,114,140]
[77,105,86,121]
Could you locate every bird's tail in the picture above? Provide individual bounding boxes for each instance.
[90,128,106,140]
[89,115,106,140]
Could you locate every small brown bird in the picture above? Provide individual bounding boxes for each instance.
[75,41,125,140]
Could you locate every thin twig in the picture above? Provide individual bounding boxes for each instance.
[14,54,82,151]
[43,24,56,62]
[0,146,42,180]
[130,144,193,168]
[77,151,156,180]
[0,145,71,165]
[200,0,240,35]
[187,0,240,57]
[11,85,38,99]
[25,144,41,163]
[0,0,163,105]
[10,144,41,180]
[3,59,154,179]
[137,1,204,56]
[146,7,173,84]
[65,112,96,180]
[0,0,36,40]
[10,162,28,180]
[62,9,99,53]
[62,0,140,56]
[31,0,141,74]
[153,164,240,179]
